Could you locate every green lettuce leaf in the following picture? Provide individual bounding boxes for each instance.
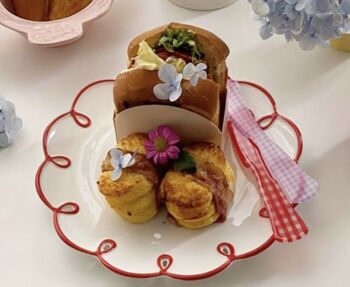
[158,29,203,62]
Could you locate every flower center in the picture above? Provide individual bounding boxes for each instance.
[153,137,168,152]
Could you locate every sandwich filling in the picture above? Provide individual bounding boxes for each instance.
[129,28,205,73]
[156,29,203,63]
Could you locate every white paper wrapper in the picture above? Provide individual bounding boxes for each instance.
[223,129,261,226]
[114,105,222,145]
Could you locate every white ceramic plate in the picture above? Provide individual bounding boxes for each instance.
[35,79,302,280]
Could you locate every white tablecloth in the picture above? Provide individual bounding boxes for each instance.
[1,1,349,286]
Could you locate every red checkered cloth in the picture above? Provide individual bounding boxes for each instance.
[226,79,318,242]
[226,80,318,203]
[229,125,308,242]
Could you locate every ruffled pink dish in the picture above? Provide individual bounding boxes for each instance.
[0,0,113,47]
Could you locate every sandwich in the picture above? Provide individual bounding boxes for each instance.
[114,23,230,127]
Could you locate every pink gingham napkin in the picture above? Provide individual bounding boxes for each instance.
[226,79,319,204]
[229,125,309,242]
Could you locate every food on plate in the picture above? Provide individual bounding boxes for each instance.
[114,23,230,127]
[128,23,229,101]
[97,134,160,224]
[99,23,235,229]
[9,0,92,21]
[160,142,235,229]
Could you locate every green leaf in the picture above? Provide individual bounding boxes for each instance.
[174,151,197,174]
[157,28,203,62]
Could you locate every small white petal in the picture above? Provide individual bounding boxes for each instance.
[196,63,207,72]
[169,87,183,102]
[260,23,273,40]
[6,117,23,133]
[252,0,270,17]
[190,74,199,86]
[172,73,183,88]
[299,35,318,50]
[111,159,120,168]
[2,101,15,115]
[197,70,207,80]
[0,118,5,133]
[182,63,196,80]
[295,0,307,11]
[121,154,133,168]
[0,132,10,148]
[158,64,178,83]
[110,148,122,162]
[153,83,173,100]
[128,156,136,167]
[111,167,122,181]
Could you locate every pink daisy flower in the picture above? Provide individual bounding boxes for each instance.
[144,125,181,165]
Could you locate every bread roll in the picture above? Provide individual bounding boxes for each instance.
[127,22,230,122]
[114,69,220,126]
[49,0,92,20]
[98,134,160,224]
[160,142,235,229]
[12,0,49,21]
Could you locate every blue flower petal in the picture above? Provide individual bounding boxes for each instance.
[197,70,207,80]
[190,74,199,87]
[153,83,173,100]
[252,0,270,17]
[260,23,274,40]
[110,148,122,163]
[120,154,135,168]
[5,117,23,133]
[0,132,10,148]
[173,73,183,88]
[299,35,318,50]
[169,86,183,102]
[183,63,207,86]
[0,97,22,147]
[0,117,5,134]
[158,64,178,83]
[111,167,122,181]
[183,63,196,80]
[196,63,207,72]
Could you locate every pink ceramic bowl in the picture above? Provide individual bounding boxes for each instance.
[0,0,113,47]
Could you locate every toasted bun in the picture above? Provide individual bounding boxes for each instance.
[117,133,148,155]
[184,142,235,190]
[98,134,160,224]
[114,69,220,126]
[160,142,235,228]
[127,23,229,126]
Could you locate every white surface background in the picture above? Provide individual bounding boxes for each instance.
[0,0,349,286]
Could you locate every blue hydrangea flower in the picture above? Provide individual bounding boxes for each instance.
[0,96,23,148]
[249,0,350,50]
[183,63,208,86]
[153,64,183,102]
[110,148,136,181]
